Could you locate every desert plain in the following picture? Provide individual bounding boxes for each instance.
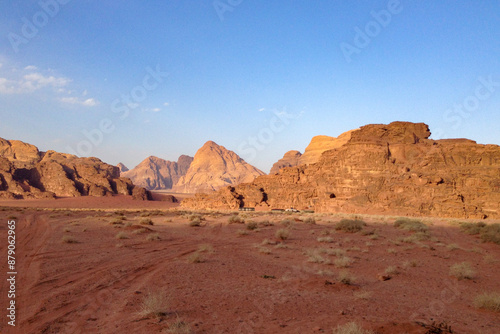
[1,195,499,334]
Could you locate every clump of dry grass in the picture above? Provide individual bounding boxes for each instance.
[187,251,204,263]
[228,215,245,224]
[276,228,290,241]
[146,233,161,241]
[258,220,273,227]
[63,227,71,232]
[189,217,202,227]
[334,256,353,268]
[116,232,129,239]
[317,236,334,243]
[164,317,193,333]
[335,219,366,233]
[198,244,214,253]
[140,218,154,226]
[479,223,500,245]
[246,221,258,230]
[403,260,418,268]
[450,262,476,280]
[303,217,316,224]
[61,235,78,244]
[460,222,486,235]
[237,229,249,236]
[280,218,294,227]
[332,322,373,334]
[473,292,500,312]
[337,271,356,285]
[446,243,460,251]
[139,290,169,318]
[133,228,148,234]
[394,218,428,232]
[353,290,373,300]
[305,249,330,264]
[258,246,272,254]
[384,266,399,275]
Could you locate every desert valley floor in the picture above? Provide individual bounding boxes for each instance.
[0,196,499,334]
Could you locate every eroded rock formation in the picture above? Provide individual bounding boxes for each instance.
[0,138,150,200]
[182,122,500,219]
[172,141,265,193]
[122,155,193,190]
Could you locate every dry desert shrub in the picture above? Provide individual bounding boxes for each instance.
[332,322,373,334]
[133,228,149,234]
[446,243,460,251]
[473,292,500,312]
[258,220,273,227]
[61,235,78,244]
[403,260,418,268]
[450,262,476,280]
[460,222,486,235]
[147,233,161,241]
[305,249,330,264]
[198,244,214,253]
[387,248,397,254]
[189,217,202,227]
[258,246,272,254]
[280,218,294,227]
[237,229,249,236]
[228,215,245,224]
[384,266,399,275]
[246,221,258,230]
[337,271,356,285]
[394,218,428,232]
[317,236,334,243]
[353,290,373,300]
[164,317,192,334]
[63,227,71,232]
[303,217,316,224]
[116,232,129,239]
[479,223,500,244]
[187,251,204,263]
[275,228,290,240]
[140,218,154,226]
[334,256,353,268]
[335,219,366,233]
[139,290,169,318]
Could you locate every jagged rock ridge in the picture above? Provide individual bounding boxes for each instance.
[0,138,150,200]
[182,122,500,219]
[172,141,265,193]
[122,155,193,191]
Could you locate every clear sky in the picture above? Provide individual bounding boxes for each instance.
[0,0,499,173]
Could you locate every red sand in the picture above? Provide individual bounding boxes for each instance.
[0,198,499,333]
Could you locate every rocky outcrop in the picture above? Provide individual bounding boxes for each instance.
[117,163,129,173]
[269,130,355,174]
[182,122,500,219]
[270,150,302,174]
[122,155,193,190]
[172,141,265,193]
[0,138,150,200]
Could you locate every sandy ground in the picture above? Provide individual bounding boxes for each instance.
[0,198,499,334]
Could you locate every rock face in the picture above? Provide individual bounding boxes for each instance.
[122,155,193,191]
[117,163,129,173]
[0,138,150,200]
[182,122,500,219]
[172,141,265,193]
[269,130,355,174]
[270,150,302,174]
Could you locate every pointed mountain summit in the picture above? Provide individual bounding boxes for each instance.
[117,162,129,173]
[122,155,193,190]
[172,141,265,193]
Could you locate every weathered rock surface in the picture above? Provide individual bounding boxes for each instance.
[182,122,500,219]
[117,163,129,173]
[122,155,193,190]
[270,130,356,174]
[0,137,150,200]
[172,141,265,193]
[270,150,302,174]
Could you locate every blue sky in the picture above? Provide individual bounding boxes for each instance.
[0,0,499,172]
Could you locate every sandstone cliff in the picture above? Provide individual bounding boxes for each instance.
[122,155,193,190]
[0,138,150,200]
[270,130,355,174]
[172,141,265,193]
[182,122,500,219]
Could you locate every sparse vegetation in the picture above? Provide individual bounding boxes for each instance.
[187,252,204,263]
[198,244,214,253]
[305,249,330,264]
[280,218,294,227]
[335,219,366,233]
[450,262,476,280]
[140,218,154,226]
[334,256,353,268]
[189,217,202,227]
[317,236,334,243]
[337,270,356,285]
[479,223,500,245]
[237,229,249,236]
[146,233,161,241]
[164,317,192,334]
[332,322,373,334]
[133,228,148,234]
[258,246,272,254]
[228,215,245,224]
[473,292,500,312]
[303,217,316,224]
[384,266,399,275]
[139,290,169,318]
[61,235,78,244]
[403,260,418,268]
[116,232,129,239]
[394,218,428,232]
[354,290,373,300]
[387,248,397,254]
[258,220,273,227]
[275,228,290,241]
[246,221,258,230]
[460,222,486,235]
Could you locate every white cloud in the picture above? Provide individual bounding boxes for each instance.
[163,102,169,106]
[152,108,161,112]
[82,89,88,96]
[24,65,37,71]
[59,97,99,107]
[0,63,3,69]
[258,108,266,112]
[0,72,71,94]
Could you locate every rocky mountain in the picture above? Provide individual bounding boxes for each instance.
[181,122,500,219]
[172,141,265,193]
[0,138,150,200]
[117,163,129,173]
[269,130,355,174]
[122,155,193,190]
